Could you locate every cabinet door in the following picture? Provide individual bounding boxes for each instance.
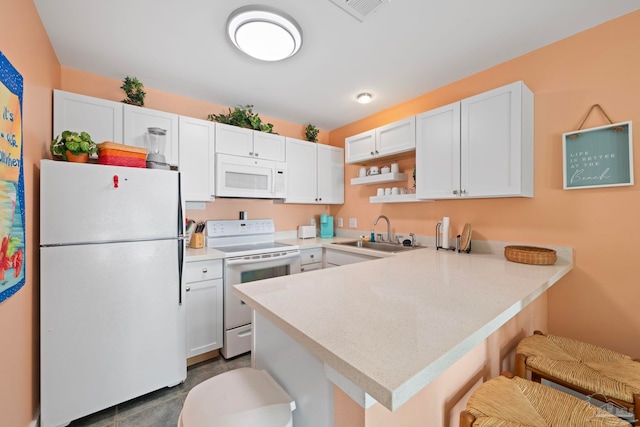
[123,104,179,166]
[179,117,215,202]
[416,102,461,199]
[214,123,254,157]
[376,116,416,157]
[317,144,344,204]
[345,129,376,163]
[254,132,285,162]
[284,138,317,203]
[186,277,223,358]
[461,81,532,197]
[53,90,123,144]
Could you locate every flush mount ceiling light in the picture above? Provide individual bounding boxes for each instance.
[227,5,302,62]
[357,93,372,104]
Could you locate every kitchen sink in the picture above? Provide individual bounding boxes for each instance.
[331,240,424,253]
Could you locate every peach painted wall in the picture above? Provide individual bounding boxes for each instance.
[329,10,640,358]
[0,0,61,425]
[60,67,333,229]
[334,294,548,427]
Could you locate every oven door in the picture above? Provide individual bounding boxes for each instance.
[224,251,301,330]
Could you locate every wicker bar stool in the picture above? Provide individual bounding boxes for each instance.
[515,331,640,426]
[460,372,631,426]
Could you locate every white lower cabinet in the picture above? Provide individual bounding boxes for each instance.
[324,249,378,268]
[284,138,344,204]
[185,259,223,358]
[416,81,534,200]
[300,248,323,273]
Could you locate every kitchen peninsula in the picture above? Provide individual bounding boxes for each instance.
[234,243,573,427]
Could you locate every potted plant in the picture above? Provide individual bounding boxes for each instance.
[51,131,97,162]
[304,123,319,142]
[120,76,146,106]
[207,105,276,133]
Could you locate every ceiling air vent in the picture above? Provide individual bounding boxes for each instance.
[329,0,391,22]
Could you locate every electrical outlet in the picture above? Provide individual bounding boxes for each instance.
[349,218,357,228]
[310,218,316,226]
[337,217,344,227]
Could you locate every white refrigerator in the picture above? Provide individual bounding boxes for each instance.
[40,160,186,427]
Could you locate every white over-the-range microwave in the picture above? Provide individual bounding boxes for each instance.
[215,153,287,199]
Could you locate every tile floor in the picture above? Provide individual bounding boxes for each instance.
[68,353,251,427]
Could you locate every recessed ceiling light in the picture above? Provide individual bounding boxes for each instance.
[357,93,372,104]
[227,6,302,62]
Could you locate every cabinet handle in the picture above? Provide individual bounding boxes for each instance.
[254,152,259,157]
[318,197,322,201]
[461,189,467,195]
[186,286,191,292]
[453,189,458,195]
[301,267,305,272]
[310,254,314,258]
[249,152,254,156]
[370,151,375,156]
[202,268,208,273]
[375,150,379,156]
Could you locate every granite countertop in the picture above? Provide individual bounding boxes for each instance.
[234,247,572,411]
[184,246,225,261]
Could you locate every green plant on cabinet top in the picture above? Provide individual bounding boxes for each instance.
[207,105,275,134]
[50,130,97,160]
[304,123,319,142]
[120,76,146,107]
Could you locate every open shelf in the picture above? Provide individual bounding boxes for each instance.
[351,172,408,186]
[369,194,433,203]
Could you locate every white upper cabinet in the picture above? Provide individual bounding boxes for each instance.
[345,117,415,164]
[416,81,534,200]
[317,144,344,204]
[415,102,461,199]
[178,116,215,202]
[215,123,285,162]
[123,104,179,166]
[284,138,317,204]
[284,138,344,204]
[254,131,286,162]
[53,90,123,144]
[376,116,416,157]
[344,129,376,163]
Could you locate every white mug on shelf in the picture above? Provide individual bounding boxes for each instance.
[358,167,367,178]
[381,166,390,174]
[391,187,399,195]
[376,188,384,197]
[384,188,391,196]
[368,166,379,175]
[391,163,399,173]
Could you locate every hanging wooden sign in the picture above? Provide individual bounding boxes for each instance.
[562,104,634,190]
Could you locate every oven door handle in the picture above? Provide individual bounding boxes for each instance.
[225,251,301,266]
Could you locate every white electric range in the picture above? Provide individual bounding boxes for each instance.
[206,219,301,358]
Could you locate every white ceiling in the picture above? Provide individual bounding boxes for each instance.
[34,1,639,131]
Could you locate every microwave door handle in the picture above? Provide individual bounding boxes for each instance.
[225,251,300,266]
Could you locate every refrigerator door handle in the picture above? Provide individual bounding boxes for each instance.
[177,172,184,305]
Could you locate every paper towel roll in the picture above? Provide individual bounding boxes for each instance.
[442,217,450,248]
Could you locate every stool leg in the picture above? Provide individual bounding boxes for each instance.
[530,371,542,383]
[515,353,527,379]
[460,410,476,427]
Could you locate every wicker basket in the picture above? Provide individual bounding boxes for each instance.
[504,246,557,265]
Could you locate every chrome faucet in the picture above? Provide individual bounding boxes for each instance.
[373,215,391,242]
